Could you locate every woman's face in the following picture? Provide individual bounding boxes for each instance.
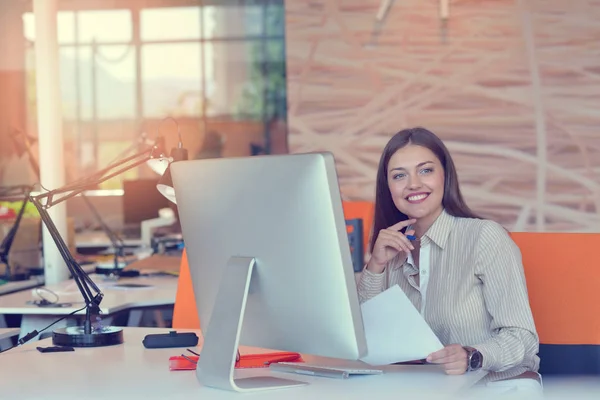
[387,144,445,225]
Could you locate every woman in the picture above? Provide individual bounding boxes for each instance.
[357,127,542,395]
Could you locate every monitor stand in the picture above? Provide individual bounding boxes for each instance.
[196,256,307,392]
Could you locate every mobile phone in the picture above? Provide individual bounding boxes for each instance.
[36,346,75,353]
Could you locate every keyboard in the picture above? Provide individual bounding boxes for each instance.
[269,362,383,379]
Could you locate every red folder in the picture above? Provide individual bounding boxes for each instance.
[169,351,304,371]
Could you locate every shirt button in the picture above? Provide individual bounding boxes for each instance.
[421,269,427,275]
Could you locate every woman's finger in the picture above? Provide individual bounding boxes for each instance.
[389,218,416,231]
[379,230,413,253]
[382,229,415,251]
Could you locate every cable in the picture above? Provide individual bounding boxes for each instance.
[0,305,86,354]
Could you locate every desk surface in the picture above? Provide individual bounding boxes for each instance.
[0,264,97,297]
[0,328,20,341]
[0,276,44,295]
[0,327,485,399]
[76,230,143,248]
[0,274,177,315]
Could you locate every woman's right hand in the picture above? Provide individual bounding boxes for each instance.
[366,219,416,274]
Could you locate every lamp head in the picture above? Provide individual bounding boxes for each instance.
[145,136,171,176]
[157,146,188,204]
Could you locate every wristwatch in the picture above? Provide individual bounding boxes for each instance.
[464,346,483,372]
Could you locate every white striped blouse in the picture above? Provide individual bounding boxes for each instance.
[357,210,540,382]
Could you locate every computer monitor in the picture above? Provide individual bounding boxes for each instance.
[122,178,171,227]
[170,152,367,392]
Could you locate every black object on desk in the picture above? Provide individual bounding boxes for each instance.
[143,331,199,349]
[37,346,75,353]
[95,265,140,278]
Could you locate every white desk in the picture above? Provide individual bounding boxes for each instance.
[0,264,96,296]
[76,230,143,249]
[0,275,177,340]
[0,328,20,341]
[0,276,44,295]
[0,327,486,399]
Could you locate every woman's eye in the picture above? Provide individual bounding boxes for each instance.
[420,168,433,174]
[392,173,405,180]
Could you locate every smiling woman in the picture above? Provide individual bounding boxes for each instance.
[358,127,543,397]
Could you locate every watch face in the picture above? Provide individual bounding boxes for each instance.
[470,351,482,369]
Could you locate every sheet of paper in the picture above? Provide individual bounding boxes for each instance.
[359,284,444,365]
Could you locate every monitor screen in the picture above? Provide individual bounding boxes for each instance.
[122,178,172,225]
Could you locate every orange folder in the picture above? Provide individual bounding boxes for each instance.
[169,351,304,371]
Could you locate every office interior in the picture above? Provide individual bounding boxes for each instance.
[0,0,599,397]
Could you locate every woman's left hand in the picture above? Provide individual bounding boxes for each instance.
[426,344,468,375]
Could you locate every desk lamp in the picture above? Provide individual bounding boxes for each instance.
[25,120,187,347]
[0,185,34,282]
[11,129,156,271]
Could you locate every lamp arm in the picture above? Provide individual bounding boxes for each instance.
[29,194,102,311]
[38,147,157,209]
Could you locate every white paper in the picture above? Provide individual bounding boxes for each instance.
[359,285,444,365]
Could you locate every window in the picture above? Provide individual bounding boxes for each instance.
[22,0,287,189]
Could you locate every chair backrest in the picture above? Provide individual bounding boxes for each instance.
[511,232,600,375]
[171,249,200,329]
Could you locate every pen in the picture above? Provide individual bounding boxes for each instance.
[397,228,417,241]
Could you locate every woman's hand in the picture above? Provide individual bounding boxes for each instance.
[426,344,468,375]
[366,219,416,274]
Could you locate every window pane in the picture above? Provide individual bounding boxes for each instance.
[98,140,139,189]
[205,39,286,119]
[140,7,200,41]
[60,45,135,121]
[78,10,131,43]
[141,43,201,118]
[265,4,285,36]
[22,11,76,44]
[203,4,263,39]
[60,46,93,121]
[94,45,136,119]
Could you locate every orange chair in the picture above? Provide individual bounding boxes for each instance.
[171,249,200,329]
[511,232,600,375]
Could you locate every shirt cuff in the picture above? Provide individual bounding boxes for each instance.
[471,341,503,372]
[357,268,386,303]
[361,267,385,281]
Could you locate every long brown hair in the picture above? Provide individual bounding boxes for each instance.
[370,127,481,253]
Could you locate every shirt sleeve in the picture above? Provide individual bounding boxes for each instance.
[356,268,386,304]
[472,221,540,372]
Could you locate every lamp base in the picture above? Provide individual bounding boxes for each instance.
[52,325,124,347]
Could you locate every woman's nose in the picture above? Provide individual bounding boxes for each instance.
[407,174,422,189]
